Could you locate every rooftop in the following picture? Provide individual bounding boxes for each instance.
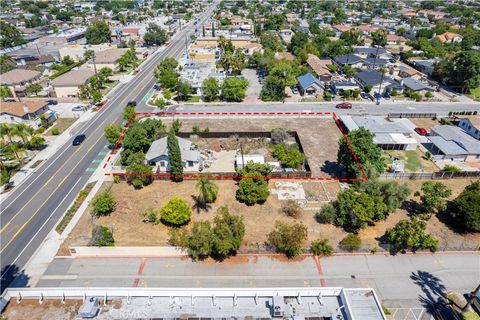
[93,48,129,63]
[297,73,323,90]
[306,54,332,76]
[430,125,480,155]
[51,69,95,86]
[146,136,200,162]
[0,69,41,85]
[0,101,48,117]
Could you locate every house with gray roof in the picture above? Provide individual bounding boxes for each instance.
[146,136,202,172]
[428,125,480,161]
[400,77,434,94]
[297,73,323,96]
[355,70,399,95]
[340,115,418,150]
[51,69,95,98]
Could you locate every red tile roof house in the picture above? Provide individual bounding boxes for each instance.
[436,32,463,43]
[356,25,380,35]
[0,101,54,128]
[386,34,407,45]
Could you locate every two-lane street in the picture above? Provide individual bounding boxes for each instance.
[0,3,218,291]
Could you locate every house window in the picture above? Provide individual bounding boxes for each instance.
[10,117,14,121]
[187,161,194,167]
[160,161,166,167]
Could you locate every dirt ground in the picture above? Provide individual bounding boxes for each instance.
[60,180,342,252]
[60,179,478,254]
[44,118,77,136]
[2,299,82,320]
[162,118,344,178]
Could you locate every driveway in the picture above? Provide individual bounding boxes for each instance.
[242,68,262,103]
[49,103,88,118]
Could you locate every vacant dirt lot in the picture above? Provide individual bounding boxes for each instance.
[60,180,341,252]
[162,118,345,178]
[3,299,82,320]
[60,179,478,254]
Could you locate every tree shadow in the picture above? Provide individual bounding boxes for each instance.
[402,199,424,217]
[321,160,346,177]
[1,264,30,294]
[191,195,212,213]
[411,270,447,310]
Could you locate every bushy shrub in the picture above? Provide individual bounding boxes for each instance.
[339,233,362,251]
[271,128,289,144]
[51,127,60,135]
[448,181,480,232]
[236,172,269,205]
[315,204,336,224]
[144,209,158,224]
[91,191,116,217]
[160,197,192,226]
[268,221,308,257]
[311,238,333,256]
[385,219,438,253]
[282,200,302,218]
[89,225,114,247]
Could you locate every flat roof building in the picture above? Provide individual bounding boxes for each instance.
[428,125,480,162]
[340,115,418,150]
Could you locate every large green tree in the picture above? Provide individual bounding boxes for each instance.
[336,189,388,231]
[0,21,26,49]
[125,152,152,189]
[353,180,411,213]
[202,77,220,101]
[86,20,111,44]
[167,127,183,181]
[144,22,169,46]
[448,181,480,232]
[153,57,179,90]
[260,60,298,101]
[212,206,245,257]
[104,123,123,145]
[433,51,480,93]
[337,128,385,179]
[385,219,439,253]
[236,172,269,205]
[222,77,249,102]
[415,181,452,215]
[260,31,284,52]
[268,221,308,257]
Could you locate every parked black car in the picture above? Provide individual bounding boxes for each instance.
[47,100,58,105]
[127,101,137,107]
[72,134,86,146]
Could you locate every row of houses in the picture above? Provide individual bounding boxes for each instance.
[339,115,480,162]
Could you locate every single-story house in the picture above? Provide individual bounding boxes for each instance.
[297,73,323,96]
[409,59,438,76]
[275,51,296,61]
[0,101,55,128]
[51,69,95,98]
[146,136,202,172]
[86,48,129,70]
[340,115,418,150]
[330,80,360,95]
[458,117,480,140]
[436,32,463,43]
[354,47,393,60]
[0,69,42,98]
[355,70,397,94]
[334,53,391,70]
[428,125,480,161]
[400,77,434,94]
[306,54,332,82]
[278,29,293,44]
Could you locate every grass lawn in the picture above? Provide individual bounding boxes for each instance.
[385,149,438,172]
[185,95,201,103]
[469,87,480,101]
[45,118,77,136]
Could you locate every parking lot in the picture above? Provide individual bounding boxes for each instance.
[48,103,89,118]
[242,68,262,103]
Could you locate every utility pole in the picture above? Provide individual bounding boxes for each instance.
[92,53,99,90]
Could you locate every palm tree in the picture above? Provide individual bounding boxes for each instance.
[5,143,24,163]
[371,29,387,69]
[196,177,219,206]
[0,123,10,144]
[84,49,99,89]
[13,123,32,145]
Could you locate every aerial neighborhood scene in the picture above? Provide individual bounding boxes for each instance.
[1,0,480,319]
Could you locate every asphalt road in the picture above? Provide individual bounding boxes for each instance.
[0,3,218,292]
[38,253,480,318]
[147,101,480,117]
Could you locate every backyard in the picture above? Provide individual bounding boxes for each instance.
[385,148,439,172]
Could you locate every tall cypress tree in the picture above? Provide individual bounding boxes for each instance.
[212,22,215,37]
[167,127,183,181]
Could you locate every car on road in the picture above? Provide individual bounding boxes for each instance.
[291,87,299,94]
[361,92,369,99]
[336,102,352,109]
[72,105,86,112]
[382,92,391,99]
[72,134,86,146]
[415,127,428,136]
[47,100,58,105]
[127,101,137,107]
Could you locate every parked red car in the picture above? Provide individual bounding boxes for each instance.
[336,102,353,109]
[415,127,428,136]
